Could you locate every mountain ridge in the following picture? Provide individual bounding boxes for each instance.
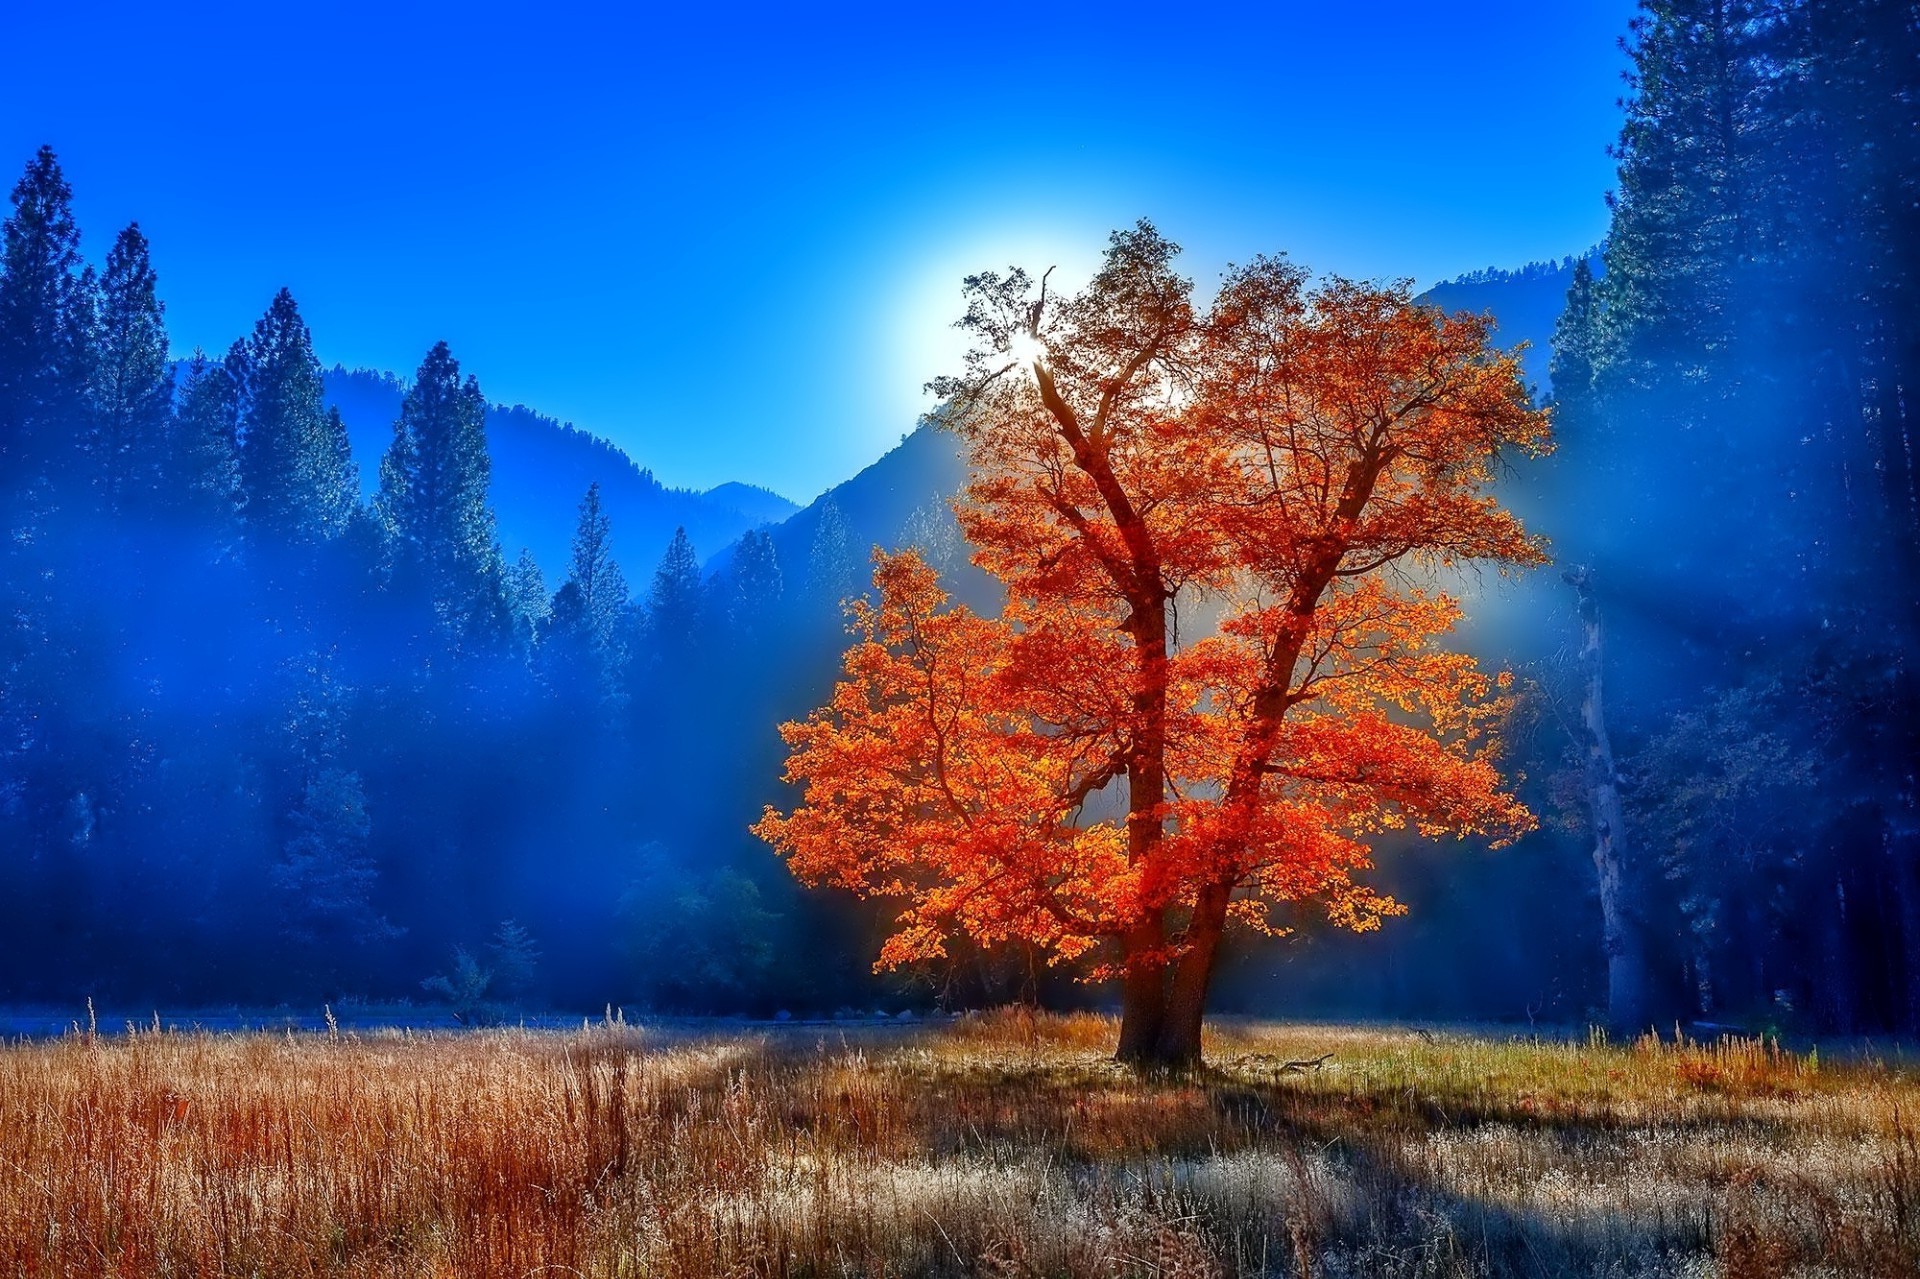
[322,367,799,581]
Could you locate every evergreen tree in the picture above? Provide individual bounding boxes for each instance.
[899,500,963,576]
[642,525,703,667]
[543,482,628,706]
[566,481,628,656]
[89,224,171,511]
[236,289,356,542]
[1548,256,1602,434]
[485,918,541,1003]
[169,347,243,529]
[376,342,504,642]
[728,527,782,640]
[1597,0,1780,400]
[275,766,395,953]
[317,405,357,532]
[0,147,89,484]
[805,496,857,610]
[506,547,549,651]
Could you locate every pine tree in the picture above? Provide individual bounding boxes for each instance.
[90,224,171,511]
[1598,0,1775,400]
[170,347,243,529]
[805,496,857,610]
[643,525,703,667]
[728,527,783,640]
[376,342,504,642]
[275,766,396,952]
[544,482,628,706]
[899,500,963,575]
[0,147,89,484]
[506,548,549,651]
[566,481,628,656]
[317,405,356,534]
[236,289,357,542]
[1548,256,1602,433]
[485,919,542,1003]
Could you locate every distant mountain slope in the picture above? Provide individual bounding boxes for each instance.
[1417,252,1599,395]
[323,367,792,580]
[703,481,799,529]
[755,423,970,587]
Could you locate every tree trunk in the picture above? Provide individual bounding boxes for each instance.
[1114,921,1167,1064]
[1155,884,1231,1068]
[1821,872,1858,1032]
[1565,566,1651,1036]
[1113,593,1176,1067]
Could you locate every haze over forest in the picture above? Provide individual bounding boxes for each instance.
[0,0,1915,1044]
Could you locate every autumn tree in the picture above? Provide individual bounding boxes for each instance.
[757,223,1549,1067]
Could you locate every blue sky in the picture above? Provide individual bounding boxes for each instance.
[3,1,1636,501]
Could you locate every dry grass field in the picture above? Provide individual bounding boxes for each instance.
[0,1011,1914,1277]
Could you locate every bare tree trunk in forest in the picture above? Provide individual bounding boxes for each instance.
[1883,787,1920,1033]
[1821,874,1859,1033]
[1565,566,1651,1035]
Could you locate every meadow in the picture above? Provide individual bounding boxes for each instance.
[0,1011,1914,1278]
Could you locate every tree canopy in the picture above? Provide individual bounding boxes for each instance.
[758,223,1550,1065]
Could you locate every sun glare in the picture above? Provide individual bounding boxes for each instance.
[1007,330,1047,372]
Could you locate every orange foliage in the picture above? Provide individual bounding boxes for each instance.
[755,223,1550,1059]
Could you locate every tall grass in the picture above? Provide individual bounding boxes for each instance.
[0,1012,1912,1276]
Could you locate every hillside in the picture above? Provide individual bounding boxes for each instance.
[760,424,967,584]
[323,367,798,579]
[1416,252,1598,394]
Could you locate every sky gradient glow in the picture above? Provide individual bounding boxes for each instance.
[3,1,1637,500]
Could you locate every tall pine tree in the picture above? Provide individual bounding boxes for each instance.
[169,346,244,532]
[236,289,356,543]
[0,147,89,487]
[565,481,627,653]
[505,547,550,653]
[1548,257,1601,433]
[727,527,782,642]
[541,482,628,708]
[805,496,856,610]
[642,526,703,669]
[376,342,505,644]
[90,224,171,511]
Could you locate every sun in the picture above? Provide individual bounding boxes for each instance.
[1006,329,1048,371]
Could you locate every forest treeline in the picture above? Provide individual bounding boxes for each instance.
[0,148,898,1010]
[1531,0,1920,1033]
[0,0,1915,1032]
[1238,0,1920,1036]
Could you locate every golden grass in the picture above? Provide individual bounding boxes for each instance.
[0,1012,1913,1276]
